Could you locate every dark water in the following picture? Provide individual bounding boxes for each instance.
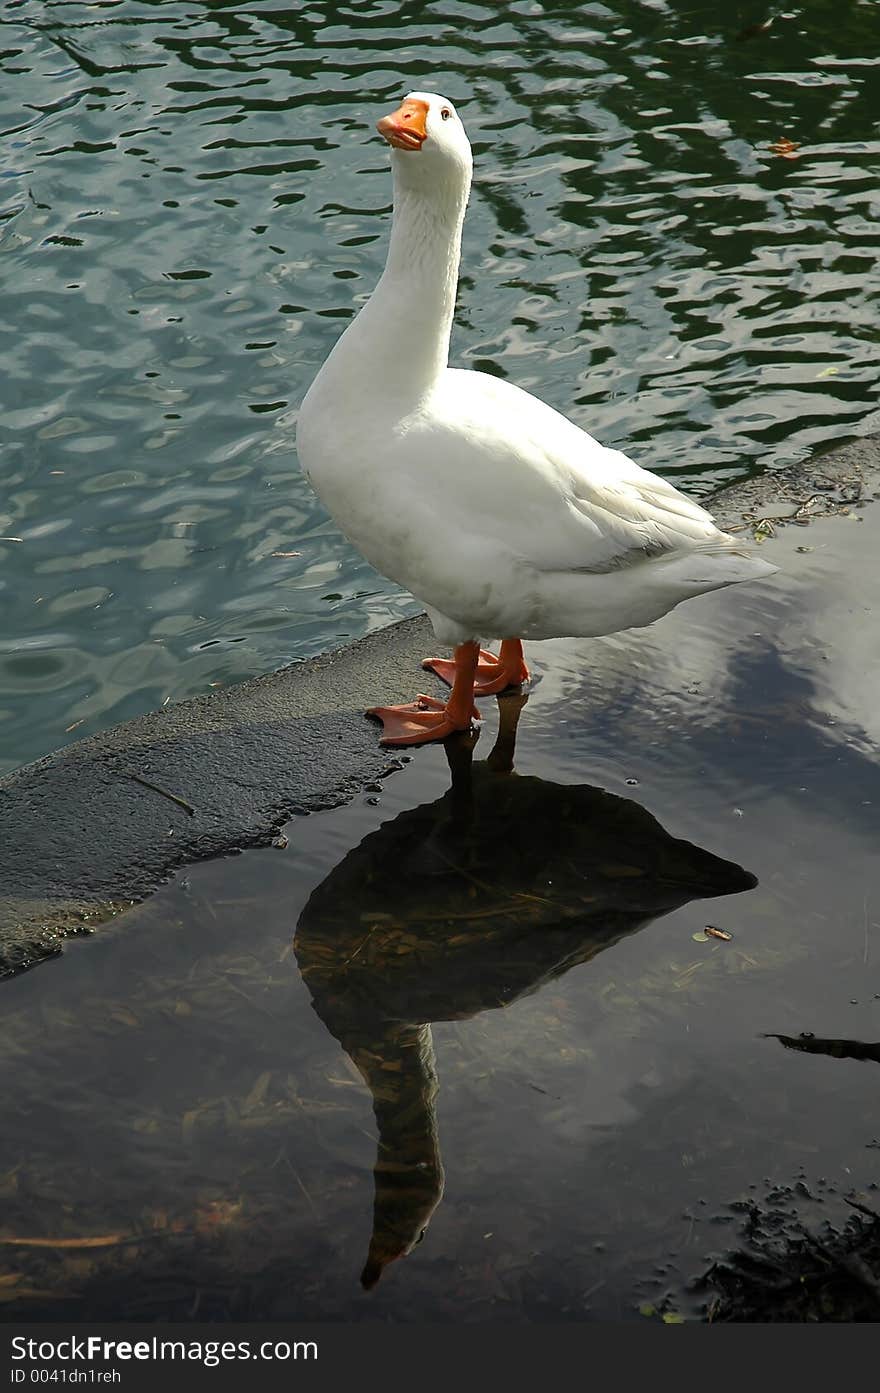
[2,511,878,1321]
[3,0,880,773]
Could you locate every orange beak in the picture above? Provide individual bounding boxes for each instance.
[376,98,429,151]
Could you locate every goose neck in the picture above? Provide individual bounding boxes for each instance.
[367,169,469,394]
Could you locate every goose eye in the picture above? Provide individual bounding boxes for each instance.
[440,108,451,121]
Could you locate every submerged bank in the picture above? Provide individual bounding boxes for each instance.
[1,433,877,978]
[1,431,878,1321]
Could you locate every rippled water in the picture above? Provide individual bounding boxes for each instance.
[2,507,879,1320]
[3,0,880,772]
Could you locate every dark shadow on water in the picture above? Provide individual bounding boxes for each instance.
[765,1033,880,1066]
[294,697,757,1289]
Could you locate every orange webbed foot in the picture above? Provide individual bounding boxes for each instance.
[423,640,529,698]
[367,694,481,748]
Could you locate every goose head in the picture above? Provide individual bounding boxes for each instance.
[376,90,472,190]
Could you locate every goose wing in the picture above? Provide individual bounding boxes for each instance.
[421,369,724,576]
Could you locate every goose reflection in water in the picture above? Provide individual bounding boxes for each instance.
[293,696,757,1289]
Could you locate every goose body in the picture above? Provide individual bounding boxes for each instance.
[298,92,776,745]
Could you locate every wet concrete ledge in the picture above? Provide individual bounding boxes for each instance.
[1,433,877,978]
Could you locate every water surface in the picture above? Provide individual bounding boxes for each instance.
[3,0,880,771]
[2,508,878,1320]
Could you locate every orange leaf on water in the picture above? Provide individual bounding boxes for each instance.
[0,1234,126,1249]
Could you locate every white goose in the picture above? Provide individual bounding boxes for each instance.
[297,92,776,746]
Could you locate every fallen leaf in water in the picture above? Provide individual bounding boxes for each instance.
[705,925,733,941]
[768,137,800,159]
[737,18,774,41]
[132,1116,161,1135]
[692,931,710,943]
[181,1107,203,1145]
[242,1070,272,1114]
[0,1234,126,1249]
[109,1006,140,1027]
[194,1198,243,1233]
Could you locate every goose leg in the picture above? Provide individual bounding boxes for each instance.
[423,638,529,697]
[486,691,529,774]
[368,640,482,747]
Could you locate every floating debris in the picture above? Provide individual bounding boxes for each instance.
[736,18,774,41]
[122,770,196,817]
[700,1191,880,1321]
[705,925,733,942]
[0,1234,126,1250]
[768,137,800,159]
[765,1033,880,1064]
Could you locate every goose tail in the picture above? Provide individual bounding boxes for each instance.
[659,536,779,594]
